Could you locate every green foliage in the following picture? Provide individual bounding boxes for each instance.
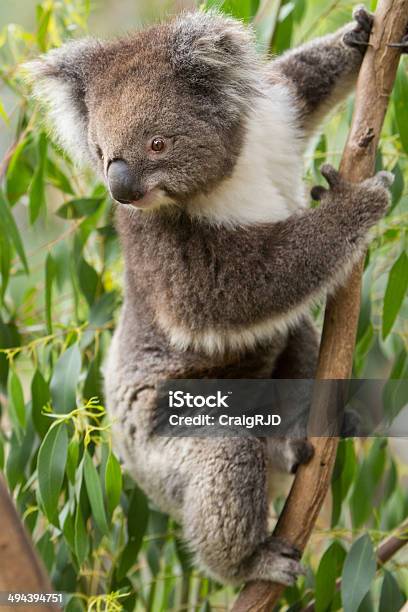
[0,1,407,610]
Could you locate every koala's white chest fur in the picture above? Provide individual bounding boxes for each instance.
[155,84,308,355]
[188,84,306,226]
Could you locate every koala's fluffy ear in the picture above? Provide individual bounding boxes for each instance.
[171,12,260,112]
[24,39,100,164]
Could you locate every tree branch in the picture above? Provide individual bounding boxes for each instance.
[231,2,408,610]
[0,475,58,611]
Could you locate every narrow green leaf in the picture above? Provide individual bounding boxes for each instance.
[253,0,281,49]
[62,512,76,555]
[0,318,20,392]
[0,98,9,125]
[116,486,148,580]
[391,163,404,209]
[379,570,404,612]
[7,369,26,430]
[29,167,44,223]
[341,534,376,612]
[350,439,386,528]
[0,231,11,298]
[29,133,47,224]
[6,426,35,491]
[0,190,28,273]
[46,159,74,195]
[83,357,103,401]
[205,0,259,21]
[45,253,56,333]
[56,198,104,219]
[50,344,81,413]
[0,434,4,470]
[6,155,33,205]
[315,541,346,612]
[331,439,356,526]
[37,7,52,52]
[37,531,55,573]
[394,64,408,154]
[66,438,80,485]
[31,369,51,437]
[105,451,122,516]
[74,503,89,566]
[77,257,99,306]
[382,251,408,339]
[84,450,110,535]
[37,422,68,525]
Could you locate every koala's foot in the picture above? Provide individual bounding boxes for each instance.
[311,164,393,228]
[241,536,304,586]
[283,439,314,474]
[343,6,374,51]
[341,408,361,437]
[267,437,314,474]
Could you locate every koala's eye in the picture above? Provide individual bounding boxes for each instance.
[95,145,104,160]
[151,137,165,153]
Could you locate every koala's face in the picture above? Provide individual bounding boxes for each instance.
[27,12,259,210]
[86,49,243,208]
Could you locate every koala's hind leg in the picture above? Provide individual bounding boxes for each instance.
[273,315,319,380]
[182,437,303,586]
[267,316,318,473]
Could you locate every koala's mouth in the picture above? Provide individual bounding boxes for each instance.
[115,187,175,210]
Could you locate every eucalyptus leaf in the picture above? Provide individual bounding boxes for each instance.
[0,190,28,273]
[50,344,81,413]
[105,451,122,516]
[341,534,376,612]
[56,198,104,219]
[37,422,68,525]
[382,251,408,339]
[379,570,404,612]
[31,369,51,437]
[84,449,110,535]
[7,369,26,433]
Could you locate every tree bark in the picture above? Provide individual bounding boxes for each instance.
[0,475,58,611]
[232,2,408,610]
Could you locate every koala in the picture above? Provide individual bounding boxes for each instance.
[27,8,394,586]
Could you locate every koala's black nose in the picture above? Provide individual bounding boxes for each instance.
[107,159,145,203]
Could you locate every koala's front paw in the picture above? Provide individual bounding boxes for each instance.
[343,6,374,51]
[262,536,304,586]
[311,164,393,227]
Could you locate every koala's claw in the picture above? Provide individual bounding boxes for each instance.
[260,536,305,585]
[311,163,341,201]
[266,536,302,560]
[343,6,374,50]
[371,170,394,189]
[321,163,341,187]
[388,32,408,54]
[312,165,394,204]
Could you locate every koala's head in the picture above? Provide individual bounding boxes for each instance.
[26,12,260,210]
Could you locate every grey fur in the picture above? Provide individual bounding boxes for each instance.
[271,6,374,135]
[27,9,392,587]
